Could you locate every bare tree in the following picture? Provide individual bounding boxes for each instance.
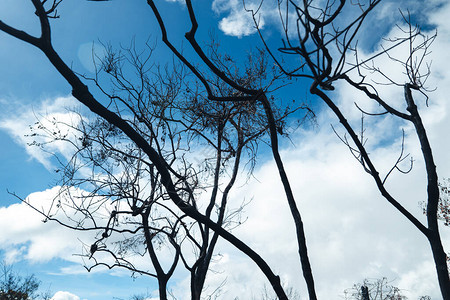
[145,1,320,299]
[343,278,407,300]
[344,277,433,300]
[0,1,305,299]
[247,0,449,298]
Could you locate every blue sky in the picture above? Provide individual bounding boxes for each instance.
[0,1,449,299]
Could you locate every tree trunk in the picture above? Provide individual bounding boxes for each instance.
[260,93,318,300]
[428,231,450,299]
[191,271,202,300]
[404,85,450,299]
[158,280,168,300]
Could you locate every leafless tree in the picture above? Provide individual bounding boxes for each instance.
[0,1,306,299]
[146,1,319,299]
[247,0,449,298]
[343,278,408,300]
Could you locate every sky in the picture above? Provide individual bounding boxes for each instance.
[0,0,449,299]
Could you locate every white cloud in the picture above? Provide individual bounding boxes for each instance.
[0,184,174,278]
[212,0,268,38]
[190,124,441,299]
[0,187,94,264]
[0,95,83,169]
[51,291,81,300]
[397,260,440,298]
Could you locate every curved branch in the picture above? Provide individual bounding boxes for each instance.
[343,74,412,120]
[311,83,428,235]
